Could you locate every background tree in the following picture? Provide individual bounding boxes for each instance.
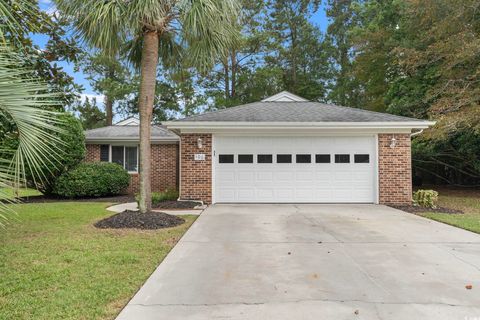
[328,0,480,185]
[72,97,106,129]
[80,53,136,125]
[325,0,363,107]
[1,1,83,108]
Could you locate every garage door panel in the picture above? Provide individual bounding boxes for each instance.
[237,188,256,201]
[217,171,235,183]
[214,136,376,203]
[296,171,315,182]
[256,188,275,201]
[295,188,315,201]
[274,171,294,182]
[256,171,274,182]
[276,188,295,199]
[217,188,236,202]
[237,171,255,184]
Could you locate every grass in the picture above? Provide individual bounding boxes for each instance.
[0,187,42,200]
[419,187,480,234]
[0,202,196,320]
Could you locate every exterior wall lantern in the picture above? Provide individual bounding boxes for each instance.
[390,135,397,149]
[197,138,203,149]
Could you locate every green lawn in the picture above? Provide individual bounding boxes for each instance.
[0,187,42,200]
[0,202,196,319]
[420,188,480,234]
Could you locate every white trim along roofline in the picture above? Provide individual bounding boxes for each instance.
[85,137,179,144]
[164,120,436,132]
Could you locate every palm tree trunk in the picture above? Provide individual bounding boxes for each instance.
[105,95,113,126]
[138,31,159,213]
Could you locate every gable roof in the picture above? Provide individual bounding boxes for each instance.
[115,117,139,126]
[165,91,434,131]
[85,124,178,142]
[174,101,424,123]
[261,91,308,102]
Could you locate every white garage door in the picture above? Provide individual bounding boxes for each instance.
[214,135,377,203]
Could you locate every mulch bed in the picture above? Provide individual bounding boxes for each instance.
[389,205,464,214]
[94,210,185,230]
[3,194,136,204]
[153,200,201,210]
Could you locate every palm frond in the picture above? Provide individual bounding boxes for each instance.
[0,48,64,225]
[124,31,183,71]
[179,0,241,74]
[55,0,126,56]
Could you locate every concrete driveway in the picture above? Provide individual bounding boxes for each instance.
[117,204,480,320]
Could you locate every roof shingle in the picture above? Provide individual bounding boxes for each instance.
[175,101,424,123]
[85,125,178,141]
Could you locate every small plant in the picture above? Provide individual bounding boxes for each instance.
[413,189,439,209]
[136,188,179,206]
[52,162,130,198]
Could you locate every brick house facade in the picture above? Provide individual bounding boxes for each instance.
[85,92,433,206]
[85,143,178,195]
[179,134,212,204]
[378,134,412,204]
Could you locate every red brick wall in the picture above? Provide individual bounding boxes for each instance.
[179,134,212,204]
[85,144,100,162]
[378,134,412,205]
[85,143,178,195]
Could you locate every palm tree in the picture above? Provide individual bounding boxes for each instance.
[0,49,64,226]
[56,0,240,213]
[0,1,65,226]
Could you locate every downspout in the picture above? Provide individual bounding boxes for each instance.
[411,129,424,137]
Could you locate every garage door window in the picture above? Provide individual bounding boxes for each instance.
[238,154,253,163]
[257,154,273,163]
[335,154,350,163]
[277,154,292,163]
[354,154,370,163]
[219,154,234,163]
[296,154,311,163]
[315,154,331,163]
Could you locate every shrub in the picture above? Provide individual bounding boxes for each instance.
[413,189,439,209]
[52,162,130,198]
[1,113,86,194]
[136,188,179,206]
[32,113,86,194]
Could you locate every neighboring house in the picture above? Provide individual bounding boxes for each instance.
[85,91,434,205]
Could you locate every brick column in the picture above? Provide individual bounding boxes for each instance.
[378,134,412,205]
[180,134,212,204]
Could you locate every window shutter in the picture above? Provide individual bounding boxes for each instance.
[100,145,109,162]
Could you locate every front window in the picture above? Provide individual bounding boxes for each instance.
[100,145,138,172]
[125,147,138,171]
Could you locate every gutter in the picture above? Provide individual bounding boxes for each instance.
[164,121,436,130]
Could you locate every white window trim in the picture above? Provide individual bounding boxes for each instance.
[108,144,139,173]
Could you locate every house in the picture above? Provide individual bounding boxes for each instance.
[85,91,434,205]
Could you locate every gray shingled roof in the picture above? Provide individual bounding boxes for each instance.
[85,125,178,141]
[176,101,423,122]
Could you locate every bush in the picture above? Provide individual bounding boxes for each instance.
[1,113,86,194]
[136,188,179,206]
[52,162,130,198]
[413,189,439,209]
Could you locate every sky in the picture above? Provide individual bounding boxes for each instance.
[33,1,330,105]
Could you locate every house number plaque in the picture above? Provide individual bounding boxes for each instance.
[194,154,206,161]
